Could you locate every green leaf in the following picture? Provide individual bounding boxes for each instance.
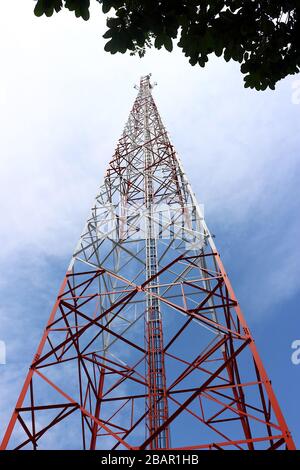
[164,35,173,52]
[54,0,63,13]
[102,1,113,14]
[81,7,90,20]
[34,0,46,17]
[104,37,120,54]
[224,48,231,62]
[104,39,113,52]
[215,44,223,57]
[154,35,164,50]
[103,30,113,39]
[34,0,63,17]
[65,0,76,12]
[45,7,54,17]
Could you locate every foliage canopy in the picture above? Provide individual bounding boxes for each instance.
[34,1,300,90]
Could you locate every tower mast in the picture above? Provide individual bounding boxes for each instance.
[141,75,169,448]
[1,75,295,451]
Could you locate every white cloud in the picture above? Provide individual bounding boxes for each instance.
[1,2,299,266]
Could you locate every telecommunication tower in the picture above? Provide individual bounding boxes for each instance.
[1,75,295,450]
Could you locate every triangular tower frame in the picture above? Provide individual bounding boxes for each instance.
[1,75,295,450]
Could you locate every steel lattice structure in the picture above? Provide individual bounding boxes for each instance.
[1,75,295,450]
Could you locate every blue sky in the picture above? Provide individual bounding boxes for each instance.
[0,1,299,448]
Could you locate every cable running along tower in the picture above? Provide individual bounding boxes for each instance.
[1,75,295,450]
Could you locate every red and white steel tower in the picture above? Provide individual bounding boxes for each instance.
[1,75,295,450]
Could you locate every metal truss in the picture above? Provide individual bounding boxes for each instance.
[1,75,295,450]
